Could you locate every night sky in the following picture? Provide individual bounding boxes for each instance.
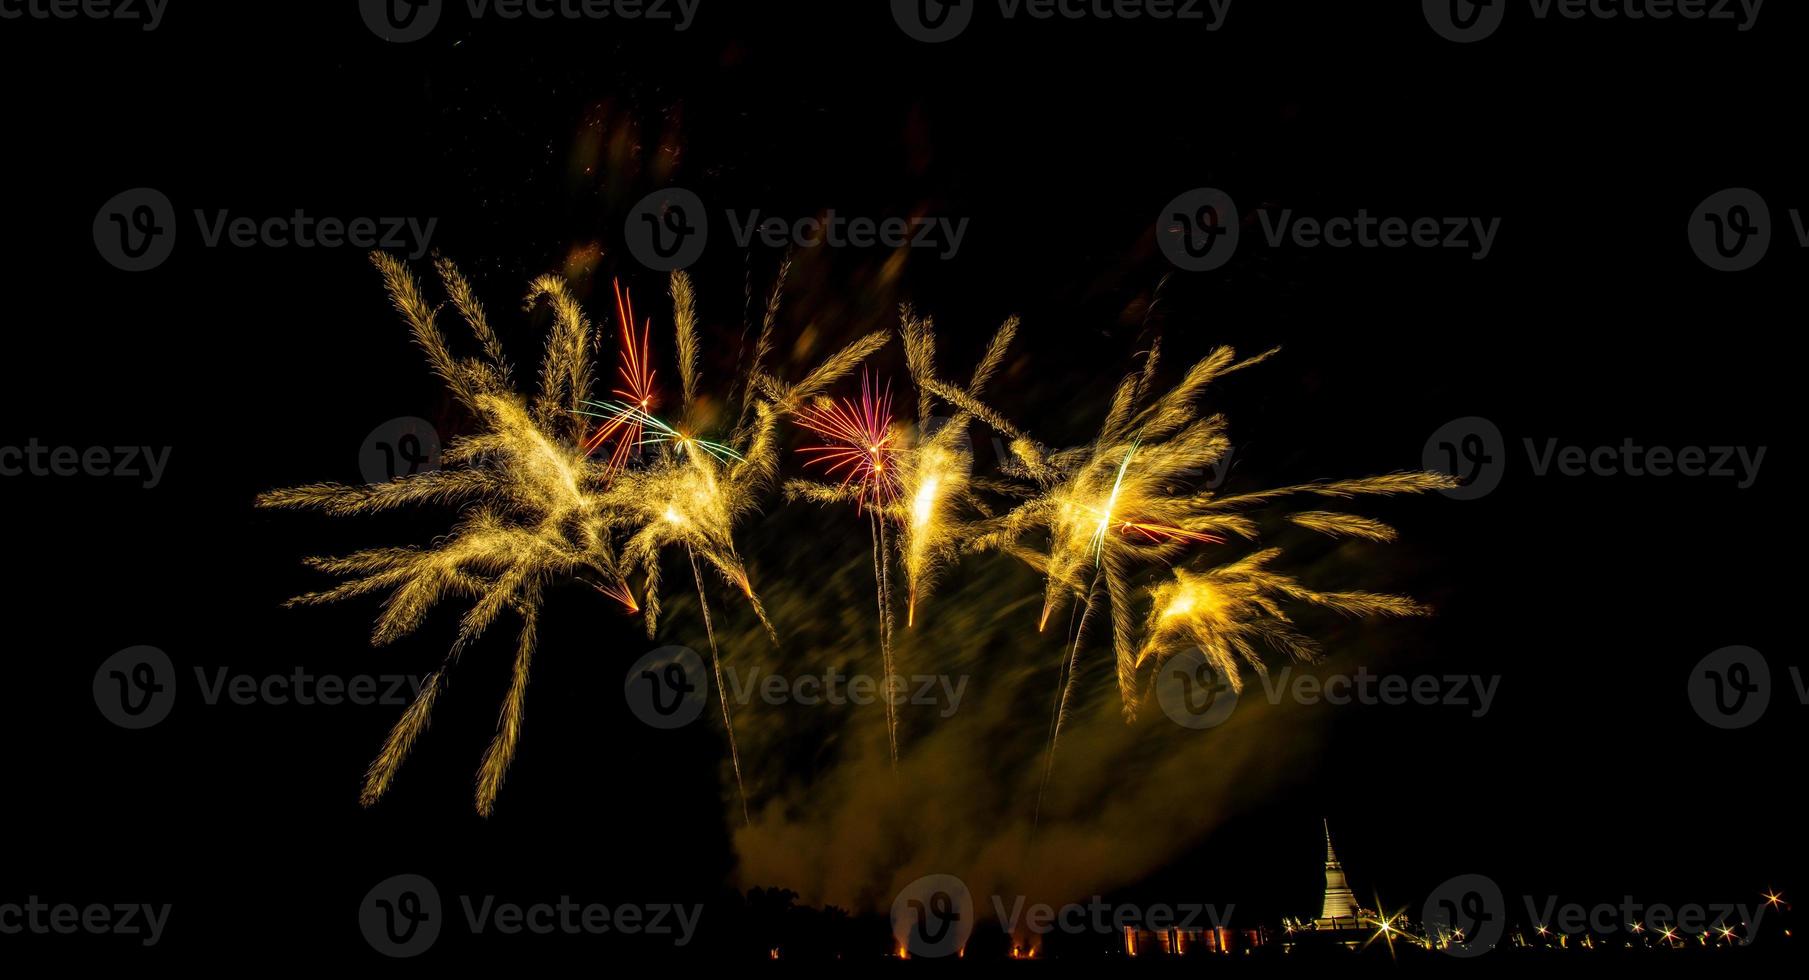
[3,0,1798,966]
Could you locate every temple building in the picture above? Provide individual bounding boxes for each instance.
[1281,820,1392,950]
[1315,819,1363,930]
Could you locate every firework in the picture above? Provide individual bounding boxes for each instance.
[788,369,904,764]
[579,279,658,472]
[597,267,889,820]
[951,337,1452,821]
[896,306,1019,629]
[258,253,636,816]
[1138,549,1430,687]
[258,254,884,820]
[793,371,903,513]
[784,309,1019,765]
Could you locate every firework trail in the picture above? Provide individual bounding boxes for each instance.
[896,307,1019,630]
[950,338,1453,822]
[258,254,638,816]
[259,254,884,819]
[592,267,886,823]
[785,311,1018,764]
[789,371,904,764]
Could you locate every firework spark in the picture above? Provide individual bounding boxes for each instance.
[258,253,636,816]
[788,369,904,764]
[783,310,1019,764]
[259,254,884,820]
[950,337,1452,821]
[794,371,903,513]
[580,279,659,472]
[896,306,1019,629]
[600,267,889,819]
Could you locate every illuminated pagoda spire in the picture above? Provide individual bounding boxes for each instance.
[1318,818,1359,923]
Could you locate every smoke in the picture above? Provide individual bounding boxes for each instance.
[675,516,1326,915]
